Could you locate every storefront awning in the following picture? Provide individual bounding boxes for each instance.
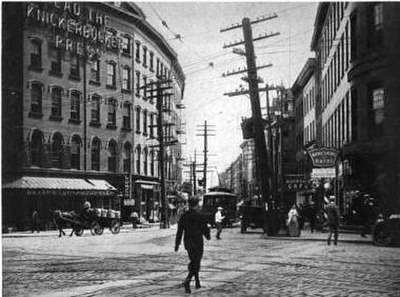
[2,176,116,196]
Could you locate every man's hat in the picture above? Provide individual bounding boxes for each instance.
[84,201,91,208]
[217,206,223,210]
[329,196,336,202]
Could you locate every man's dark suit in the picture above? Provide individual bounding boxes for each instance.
[175,208,210,289]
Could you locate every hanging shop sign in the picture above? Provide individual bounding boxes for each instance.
[25,3,119,56]
[283,175,308,192]
[311,167,336,179]
[124,175,131,199]
[307,147,339,168]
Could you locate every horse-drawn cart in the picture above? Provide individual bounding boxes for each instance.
[54,208,121,237]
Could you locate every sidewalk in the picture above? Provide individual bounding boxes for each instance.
[1,221,170,239]
[266,228,372,244]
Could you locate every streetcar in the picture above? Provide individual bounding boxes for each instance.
[200,187,237,227]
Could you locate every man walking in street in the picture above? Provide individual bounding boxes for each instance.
[215,206,225,240]
[175,197,211,293]
[325,196,340,245]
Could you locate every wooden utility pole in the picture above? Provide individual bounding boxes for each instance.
[196,121,216,193]
[141,78,173,229]
[221,15,279,234]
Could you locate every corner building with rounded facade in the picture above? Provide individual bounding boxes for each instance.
[2,2,185,230]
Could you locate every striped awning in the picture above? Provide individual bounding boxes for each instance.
[2,176,116,196]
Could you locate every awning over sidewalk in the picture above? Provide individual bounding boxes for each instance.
[2,176,117,196]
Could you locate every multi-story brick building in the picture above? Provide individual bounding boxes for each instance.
[309,2,400,214]
[2,2,185,230]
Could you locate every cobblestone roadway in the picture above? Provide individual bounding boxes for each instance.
[3,227,400,296]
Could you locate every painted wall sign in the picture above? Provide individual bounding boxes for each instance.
[307,147,339,168]
[26,3,119,55]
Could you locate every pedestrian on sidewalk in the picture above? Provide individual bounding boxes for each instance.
[215,207,225,240]
[325,196,340,245]
[30,210,41,233]
[175,196,211,293]
[287,204,300,237]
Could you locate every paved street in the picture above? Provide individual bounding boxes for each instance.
[2,226,400,297]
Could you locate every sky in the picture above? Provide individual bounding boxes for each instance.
[138,1,319,187]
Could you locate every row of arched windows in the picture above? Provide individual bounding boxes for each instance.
[28,129,158,176]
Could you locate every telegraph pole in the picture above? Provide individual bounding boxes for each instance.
[221,14,279,235]
[196,121,216,193]
[141,78,173,229]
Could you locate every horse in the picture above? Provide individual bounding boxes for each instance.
[52,210,80,237]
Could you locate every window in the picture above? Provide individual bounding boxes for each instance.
[135,145,141,174]
[51,87,63,118]
[107,98,117,126]
[70,91,80,121]
[350,12,357,61]
[30,83,42,114]
[31,130,43,167]
[122,142,132,173]
[123,102,131,129]
[142,76,147,98]
[351,89,358,141]
[90,60,100,83]
[143,46,147,67]
[150,113,155,138]
[108,140,117,172]
[122,67,131,90]
[91,95,101,124]
[149,52,154,71]
[51,133,63,168]
[71,135,81,170]
[143,110,148,135]
[70,54,80,78]
[135,106,141,132]
[150,150,155,176]
[30,39,42,69]
[121,35,131,56]
[50,49,62,74]
[107,62,116,87]
[369,83,385,138]
[368,3,383,48]
[91,138,101,171]
[135,71,140,96]
[156,58,160,77]
[135,41,141,62]
[143,148,148,175]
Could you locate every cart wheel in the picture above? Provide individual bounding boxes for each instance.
[74,227,84,237]
[110,219,121,234]
[90,221,102,236]
[372,222,392,246]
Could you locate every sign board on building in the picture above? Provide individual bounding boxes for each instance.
[123,199,135,206]
[311,167,336,179]
[124,175,131,199]
[372,88,384,110]
[307,147,339,168]
[283,174,308,192]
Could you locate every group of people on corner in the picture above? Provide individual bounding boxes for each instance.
[286,197,340,245]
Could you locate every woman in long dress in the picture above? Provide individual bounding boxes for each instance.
[287,204,300,237]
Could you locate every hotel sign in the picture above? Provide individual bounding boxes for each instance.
[307,148,339,168]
